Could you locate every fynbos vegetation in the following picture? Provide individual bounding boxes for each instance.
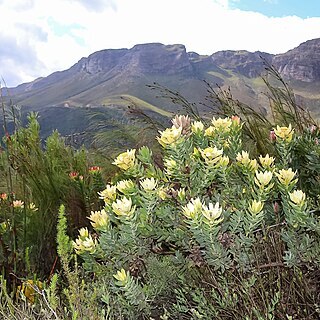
[0,73,319,319]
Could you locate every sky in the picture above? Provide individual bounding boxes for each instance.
[0,0,320,87]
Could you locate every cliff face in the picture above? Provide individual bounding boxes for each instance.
[211,50,273,78]
[78,43,193,76]
[79,48,128,74]
[72,38,320,87]
[272,38,320,82]
[129,38,320,82]
[123,43,193,75]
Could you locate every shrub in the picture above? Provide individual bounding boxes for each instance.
[69,114,320,319]
[0,113,105,280]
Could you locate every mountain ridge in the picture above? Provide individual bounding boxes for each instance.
[10,38,320,92]
[2,38,320,139]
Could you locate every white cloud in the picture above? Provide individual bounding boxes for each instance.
[0,0,320,86]
[69,0,117,12]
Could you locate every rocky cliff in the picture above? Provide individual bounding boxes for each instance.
[272,38,320,82]
[211,50,273,78]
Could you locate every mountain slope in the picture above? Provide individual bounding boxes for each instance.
[2,39,320,139]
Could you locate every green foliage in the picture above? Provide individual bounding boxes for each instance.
[66,112,320,319]
[0,112,106,283]
[57,205,73,268]
[55,204,102,319]
[0,70,319,319]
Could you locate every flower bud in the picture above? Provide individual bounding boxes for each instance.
[140,177,158,192]
[274,124,294,142]
[112,197,136,218]
[289,190,306,207]
[269,130,276,142]
[191,121,204,134]
[276,168,297,186]
[157,126,182,147]
[249,200,264,214]
[112,149,136,170]
[254,170,273,188]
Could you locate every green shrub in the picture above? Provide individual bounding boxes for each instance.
[69,114,320,319]
[0,113,105,279]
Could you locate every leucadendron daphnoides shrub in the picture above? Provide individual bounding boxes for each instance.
[71,115,320,319]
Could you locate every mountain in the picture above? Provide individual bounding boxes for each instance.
[273,38,320,83]
[2,39,320,140]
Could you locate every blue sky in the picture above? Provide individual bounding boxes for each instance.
[230,0,320,18]
[0,0,320,87]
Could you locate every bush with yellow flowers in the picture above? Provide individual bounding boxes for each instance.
[67,115,320,319]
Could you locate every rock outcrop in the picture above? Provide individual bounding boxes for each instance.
[211,50,273,78]
[78,43,193,76]
[272,38,320,82]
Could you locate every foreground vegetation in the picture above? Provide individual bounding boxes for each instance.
[0,68,319,319]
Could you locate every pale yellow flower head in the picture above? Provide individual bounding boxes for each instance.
[259,154,275,168]
[158,187,168,200]
[113,268,129,284]
[200,146,223,165]
[249,200,264,214]
[204,126,215,137]
[219,155,230,167]
[140,177,158,192]
[116,180,135,194]
[177,188,186,202]
[157,126,182,147]
[73,228,97,254]
[29,203,38,211]
[182,197,203,219]
[249,159,258,171]
[237,151,257,170]
[98,185,117,204]
[112,149,136,170]
[236,151,250,165]
[79,227,89,239]
[274,124,294,142]
[289,190,306,207]
[191,121,204,133]
[88,209,109,230]
[164,158,177,175]
[202,202,223,225]
[81,236,97,253]
[254,170,273,188]
[112,197,136,218]
[276,168,297,186]
[211,117,232,132]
